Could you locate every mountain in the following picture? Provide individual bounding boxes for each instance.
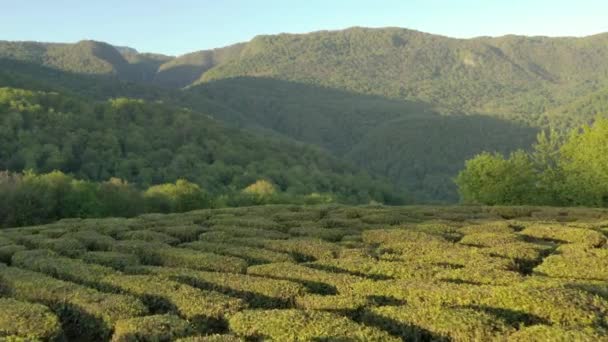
[2,27,608,202]
[154,43,245,88]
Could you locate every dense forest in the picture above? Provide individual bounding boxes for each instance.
[1,27,608,209]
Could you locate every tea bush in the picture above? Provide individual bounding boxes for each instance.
[2,205,608,340]
[101,274,246,331]
[521,224,606,247]
[132,266,307,308]
[111,314,192,342]
[363,305,514,341]
[0,266,148,340]
[0,298,63,341]
[82,251,141,270]
[229,309,400,341]
[181,241,294,264]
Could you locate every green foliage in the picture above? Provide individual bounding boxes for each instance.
[82,251,141,271]
[458,118,608,207]
[100,274,245,331]
[0,298,63,341]
[228,309,400,341]
[363,305,514,341]
[111,315,192,342]
[0,266,148,340]
[145,180,210,213]
[132,266,307,308]
[2,205,608,339]
[455,151,537,205]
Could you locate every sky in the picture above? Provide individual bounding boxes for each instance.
[2,0,607,56]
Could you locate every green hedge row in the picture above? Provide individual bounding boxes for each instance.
[0,266,148,340]
[0,298,63,341]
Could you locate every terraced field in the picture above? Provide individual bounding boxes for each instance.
[1,205,607,341]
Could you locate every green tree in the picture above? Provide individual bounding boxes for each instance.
[455,151,536,205]
[559,117,608,206]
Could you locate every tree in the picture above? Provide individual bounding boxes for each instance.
[559,117,608,206]
[455,151,536,205]
[145,179,210,213]
[243,180,277,198]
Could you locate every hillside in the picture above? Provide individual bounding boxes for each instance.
[1,205,607,340]
[2,28,608,202]
[197,28,608,123]
[0,87,403,205]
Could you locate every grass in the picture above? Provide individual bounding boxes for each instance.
[0,204,607,340]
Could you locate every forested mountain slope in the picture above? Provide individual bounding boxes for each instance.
[0,87,402,204]
[2,27,608,202]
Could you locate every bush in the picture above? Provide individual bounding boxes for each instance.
[294,294,368,311]
[228,309,400,341]
[150,225,206,242]
[0,266,148,340]
[0,298,63,341]
[82,251,141,271]
[202,226,289,240]
[175,335,243,342]
[507,325,604,341]
[11,249,117,287]
[118,230,180,245]
[459,232,522,247]
[257,238,340,261]
[0,244,26,264]
[534,248,608,280]
[63,230,116,251]
[521,224,606,247]
[181,241,294,264]
[100,274,245,332]
[248,262,362,294]
[363,305,514,341]
[132,266,307,308]
[111,314,192,342]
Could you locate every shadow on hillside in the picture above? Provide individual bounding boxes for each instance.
[189,77,540,203]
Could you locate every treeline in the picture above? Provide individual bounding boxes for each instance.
[456,117,608,207]
[0,171,340,228]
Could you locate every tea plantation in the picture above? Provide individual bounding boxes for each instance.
[0,205,607,341]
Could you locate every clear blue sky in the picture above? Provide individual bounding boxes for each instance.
[2,0,607,56]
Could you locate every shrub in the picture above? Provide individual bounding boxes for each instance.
[133,266,307,308]
[63,230,116,251]
[228,309,400,341]
[534,248,608,280]
[150,225,206,242]
[0,298,63,341]
[117,230,180,245]
[201,226,289,240]
[207,217,282,231]
[521,224,606,247]
[363,305,514,341]
[248,262,362,294]
[153,248,248,273]
[0,266,148,340]
[458,222,516,235]
[287,226,353,242]
[0,235,14,247]
[362,228,446,245]
[11,249,117,287]
[175,335,243,342]
[112,240,249,273]
[0,244,26,264]
[312,257,442,280]
[459,232,522,247]
[258,238,340,261]
[101,274,245,332]
[507,325,604,341]
[294,294,369,311]
[82,251,141,271]
[111,314,192,342]
[181,241,294,264]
